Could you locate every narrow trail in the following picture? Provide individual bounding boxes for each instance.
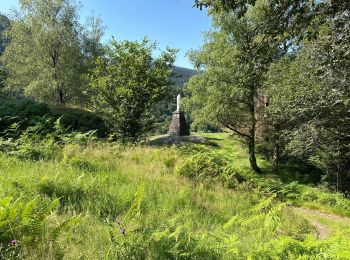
[293,207,350,240]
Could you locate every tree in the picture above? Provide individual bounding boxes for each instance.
[266,8,350,192]
[191,0,350,189]
[191,0,350,173]
[0,66,6,91]
[2,0,103,104]
[187,9,272,172]
[0,14,10,90]
[187,0,313,173]
[0,14,10,55]
[86,38,177,142]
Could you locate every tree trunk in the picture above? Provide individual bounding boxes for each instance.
[248,138,262,173]
[248,99,262,173]
[271,139,280,173]
[58,88,64,105]
[271,147,279,173]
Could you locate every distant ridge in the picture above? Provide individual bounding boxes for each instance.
[0,14,10,54]
[171,66,197,87]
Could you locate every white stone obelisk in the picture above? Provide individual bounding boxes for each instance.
[168,94,190,136]
[176,94,181,112]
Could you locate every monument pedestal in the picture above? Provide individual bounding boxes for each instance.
[168,111,190,136]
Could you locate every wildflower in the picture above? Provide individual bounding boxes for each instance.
[120,227,126,235]
[10,239,18,246]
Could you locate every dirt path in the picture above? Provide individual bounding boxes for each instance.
[293,207,350,240]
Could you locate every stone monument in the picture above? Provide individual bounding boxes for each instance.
[168,94,190,136]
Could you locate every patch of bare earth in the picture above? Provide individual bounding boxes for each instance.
[293,207,350,240]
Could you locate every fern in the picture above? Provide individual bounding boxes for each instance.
[124,186,144,222]
[0,196,79,258]
[49,216,79,241]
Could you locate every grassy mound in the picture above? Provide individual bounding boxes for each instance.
[50,105,107,138]
[0,97,108,139]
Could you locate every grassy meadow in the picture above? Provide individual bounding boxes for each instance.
[0,133,349,259]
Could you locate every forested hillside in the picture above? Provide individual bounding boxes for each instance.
[171,66,197,87]
[0,14,10,54]
[0,14,9,89]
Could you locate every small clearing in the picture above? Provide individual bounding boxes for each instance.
[294,207,350,240]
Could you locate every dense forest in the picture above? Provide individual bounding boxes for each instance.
[0,0,349,259]
[188,0,350,193]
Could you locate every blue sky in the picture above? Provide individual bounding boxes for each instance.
[0,0,211,68]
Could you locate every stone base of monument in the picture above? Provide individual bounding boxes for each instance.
[168,111,190,136]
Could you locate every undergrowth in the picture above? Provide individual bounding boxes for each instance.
[0,133,349,259]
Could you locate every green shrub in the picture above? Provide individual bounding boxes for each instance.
[219,195,316,258]
[38,179,88,213]
[10,138,61,161]
[59,130,99,145]
[253,236,328,259]
[300,188,350,214]
[65,155,98,172]
[0,97,50,118]
[176,151,263,190]
[176,151,230,180]
[51,106,108,138]
[222,165,254,188]
[62,144,99,171]
[162,155,177,171]
[0,97,109,143]
[280,181,303,200]
[0,197,57,244]
[0,97,52,139]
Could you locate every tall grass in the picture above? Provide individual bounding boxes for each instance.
[0,134,349,259]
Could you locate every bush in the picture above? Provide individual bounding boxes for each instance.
[312,191,350,211]
[0,97,50,118]
[176,151,230,180]
[0,97,106,160]
[279,181,303,200]
[64,154,98,172]
[162,155,177,171]
[51,106,108,138]
[0,97,51,139]
[176,151,260,190]
[0,97,109,142]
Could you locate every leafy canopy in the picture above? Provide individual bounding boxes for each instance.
[266,10,350,191]
[2,0,103,104]
[86,38,177,142]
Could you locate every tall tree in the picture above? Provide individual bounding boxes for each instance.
[186,30,262,172]
[2,0,102,104]
[192,0,350,188]
[188,0,313,173]
[86,38,177,142]
[266,5,350,192]
[0,14,10,90]
[0,14,10,55]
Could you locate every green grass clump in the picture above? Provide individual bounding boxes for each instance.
[0,133,349,259]
[176,151,230,179]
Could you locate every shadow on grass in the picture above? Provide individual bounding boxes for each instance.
[204,137,224,141]
[262,162,323,186]
[144,135,220,148]
[276,163,323,185]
